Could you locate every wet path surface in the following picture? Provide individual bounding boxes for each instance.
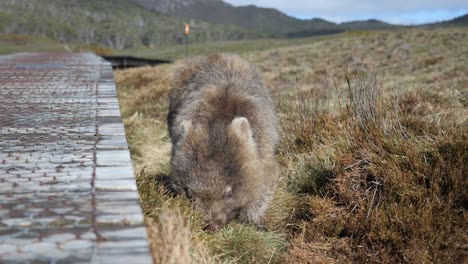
[0,53,152,263]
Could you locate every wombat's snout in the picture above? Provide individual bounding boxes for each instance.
[204,214,227,232]
[204,219,226,232]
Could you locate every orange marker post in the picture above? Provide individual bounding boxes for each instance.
[184,24,190,58]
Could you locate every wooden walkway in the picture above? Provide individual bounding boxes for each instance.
[0,53,152,263]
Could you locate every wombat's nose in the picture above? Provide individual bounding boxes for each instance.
[205,219,225,232]
[206,223,221,232]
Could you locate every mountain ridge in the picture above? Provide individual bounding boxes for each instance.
[129,0,358,35]
[129,0,467,35]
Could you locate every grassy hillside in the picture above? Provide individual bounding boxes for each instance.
[0,0,260,49]
[339,19,396,30]
[436,14,468,26]
[117,34,341,60]
[114,27,467,263]
[448,14,468,25]
[0,29,341,59]
[0,34,70,54]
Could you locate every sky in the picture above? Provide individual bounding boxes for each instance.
[223,0,468,25]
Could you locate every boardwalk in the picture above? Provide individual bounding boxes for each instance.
[0,53,152,263]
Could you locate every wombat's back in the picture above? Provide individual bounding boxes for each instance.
[168,54,278,152]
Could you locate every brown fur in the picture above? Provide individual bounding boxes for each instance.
[167,54,279,231]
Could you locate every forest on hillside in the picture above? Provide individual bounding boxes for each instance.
[0,0,262,49]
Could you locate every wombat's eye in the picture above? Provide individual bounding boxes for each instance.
[184,187,193,199]
[223,190,233,199]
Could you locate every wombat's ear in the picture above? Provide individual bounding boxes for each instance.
[179,119,192,138]
[231,117,253,141]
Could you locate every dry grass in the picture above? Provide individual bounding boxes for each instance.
[115,27,468,263]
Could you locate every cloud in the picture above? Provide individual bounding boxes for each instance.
[223,0,468,24]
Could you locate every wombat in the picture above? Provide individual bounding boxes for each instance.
[167,54,279,231]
